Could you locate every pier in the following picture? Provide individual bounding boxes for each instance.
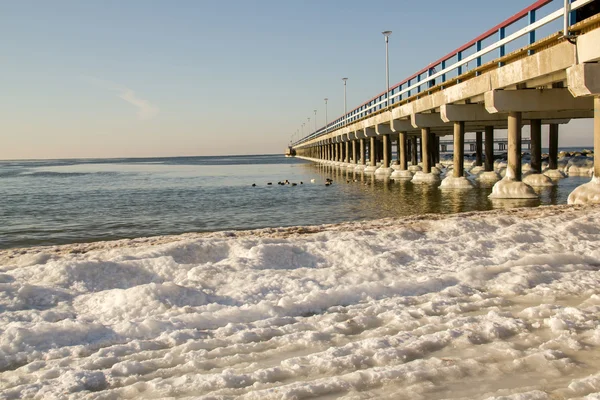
[290,0,600,201]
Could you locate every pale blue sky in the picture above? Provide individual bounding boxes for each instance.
[0,0,593,159]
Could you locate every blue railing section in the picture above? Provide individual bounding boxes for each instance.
[294,0,592,147]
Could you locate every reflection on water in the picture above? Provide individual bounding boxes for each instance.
[307,163,586,220]
[0,155,590,249]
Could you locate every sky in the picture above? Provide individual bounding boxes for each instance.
[0,0,594,160]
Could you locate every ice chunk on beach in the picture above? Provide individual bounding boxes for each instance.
[2,205,600,398]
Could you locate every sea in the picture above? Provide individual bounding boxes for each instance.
[0,151,590,249]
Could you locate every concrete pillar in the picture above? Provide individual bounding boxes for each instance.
[428,132,435,168]
[485,126,494,171]
[352,140,357,164]
[395,135,401,164]
[345,141,350,163]
[421,128,430,173]
[567,97,600,204]
[370,137,376,167]
[339,142,344,162]
[530,119,542,173]
[595,97,600,178]
[434,135,440,165]
[411,136,418,165]
[475,131,483,167]
[508,112,522,180]
[383,134,390,168]
[453,122,465,178]
[399,132,407,170]
[360,138,366,165]
[549,124,559,170]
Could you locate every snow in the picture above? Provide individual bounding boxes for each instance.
[568,165,593,177]
[478,171,502,184]
[439,176,474,189]
[489,168,538,199]
[544,169,567,180]
[568,176,600,204]
[470,166,485,175]
[522,173,555,187]
[488,177,538,199]
[411,171,441,184]
[374,167,393,176]
[2,205,600,398]
[390,169,413,179]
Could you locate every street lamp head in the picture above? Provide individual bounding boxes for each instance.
[324,98,328,102]
[382,30,392,37]
[342,77,348,82]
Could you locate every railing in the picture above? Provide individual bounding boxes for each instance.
[293,0,594,147]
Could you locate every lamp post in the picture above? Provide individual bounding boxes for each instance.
[382,30,392,108]
[324,98,329,133]
[314,109,317,132]
[307,117,310,134]
[342,77,348,126]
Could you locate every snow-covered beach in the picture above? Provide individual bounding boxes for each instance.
[2,205,600,399]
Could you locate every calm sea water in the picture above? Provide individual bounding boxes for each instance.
[0,153,589,249]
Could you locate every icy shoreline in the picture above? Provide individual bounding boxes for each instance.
[2,205,600,399]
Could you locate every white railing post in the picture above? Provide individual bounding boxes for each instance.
[564,0,571,38]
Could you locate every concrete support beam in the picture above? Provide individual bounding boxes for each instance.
[530,119,542,173]
[508,112,523,181]
[363,127,377,138]
[441,104,498,122]
[577,29,600,63]
[376,123,393,135]
[475,131,483,167]
[485,88,592,113]
[453,122,465,178]
[549,124,559,170]
[442,103,591,124]
[421,128,431,173]
[391,119,414,133]
[567,63,600,97]
[352,140,357,165]
[485,126,494,171]
[412,113,449,129]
